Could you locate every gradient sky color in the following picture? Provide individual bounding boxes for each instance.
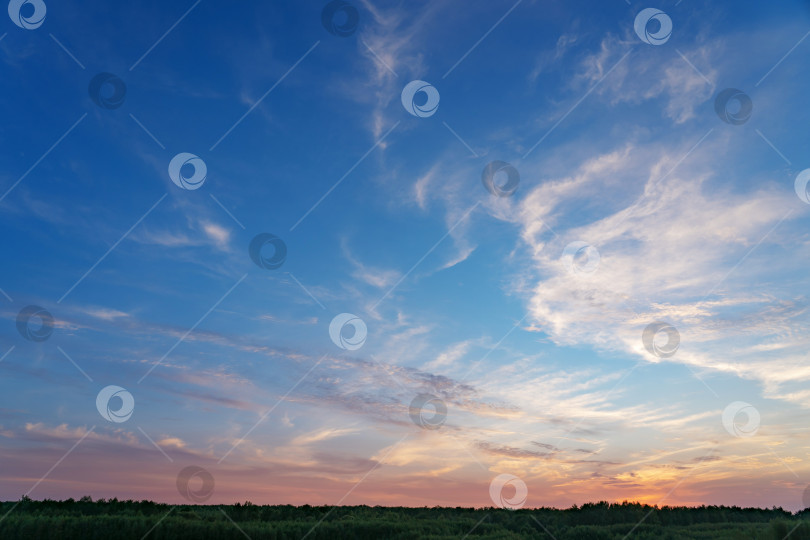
[2,0,810,512]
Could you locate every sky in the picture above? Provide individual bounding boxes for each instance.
[2,0,810,513]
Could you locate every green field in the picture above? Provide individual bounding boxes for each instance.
[2,498,810,539]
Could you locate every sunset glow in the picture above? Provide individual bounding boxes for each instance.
[2,0,810,516]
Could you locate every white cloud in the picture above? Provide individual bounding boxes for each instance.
[342,239,401,289]
[414,164,439,211]
[573,36,718,124]
[201,221,231,250]
[291,427,360,446]
[511,134,808,405]
[341,0,445,139]
[83,307,130,321]
[528,32,579,83]
[422,339,476,373]
[133,229,196,248]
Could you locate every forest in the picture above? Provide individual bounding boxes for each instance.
[1,497,810,539]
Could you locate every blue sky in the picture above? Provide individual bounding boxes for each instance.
[2,0,810,511]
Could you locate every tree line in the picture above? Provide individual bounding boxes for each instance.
[1,496,809,539]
